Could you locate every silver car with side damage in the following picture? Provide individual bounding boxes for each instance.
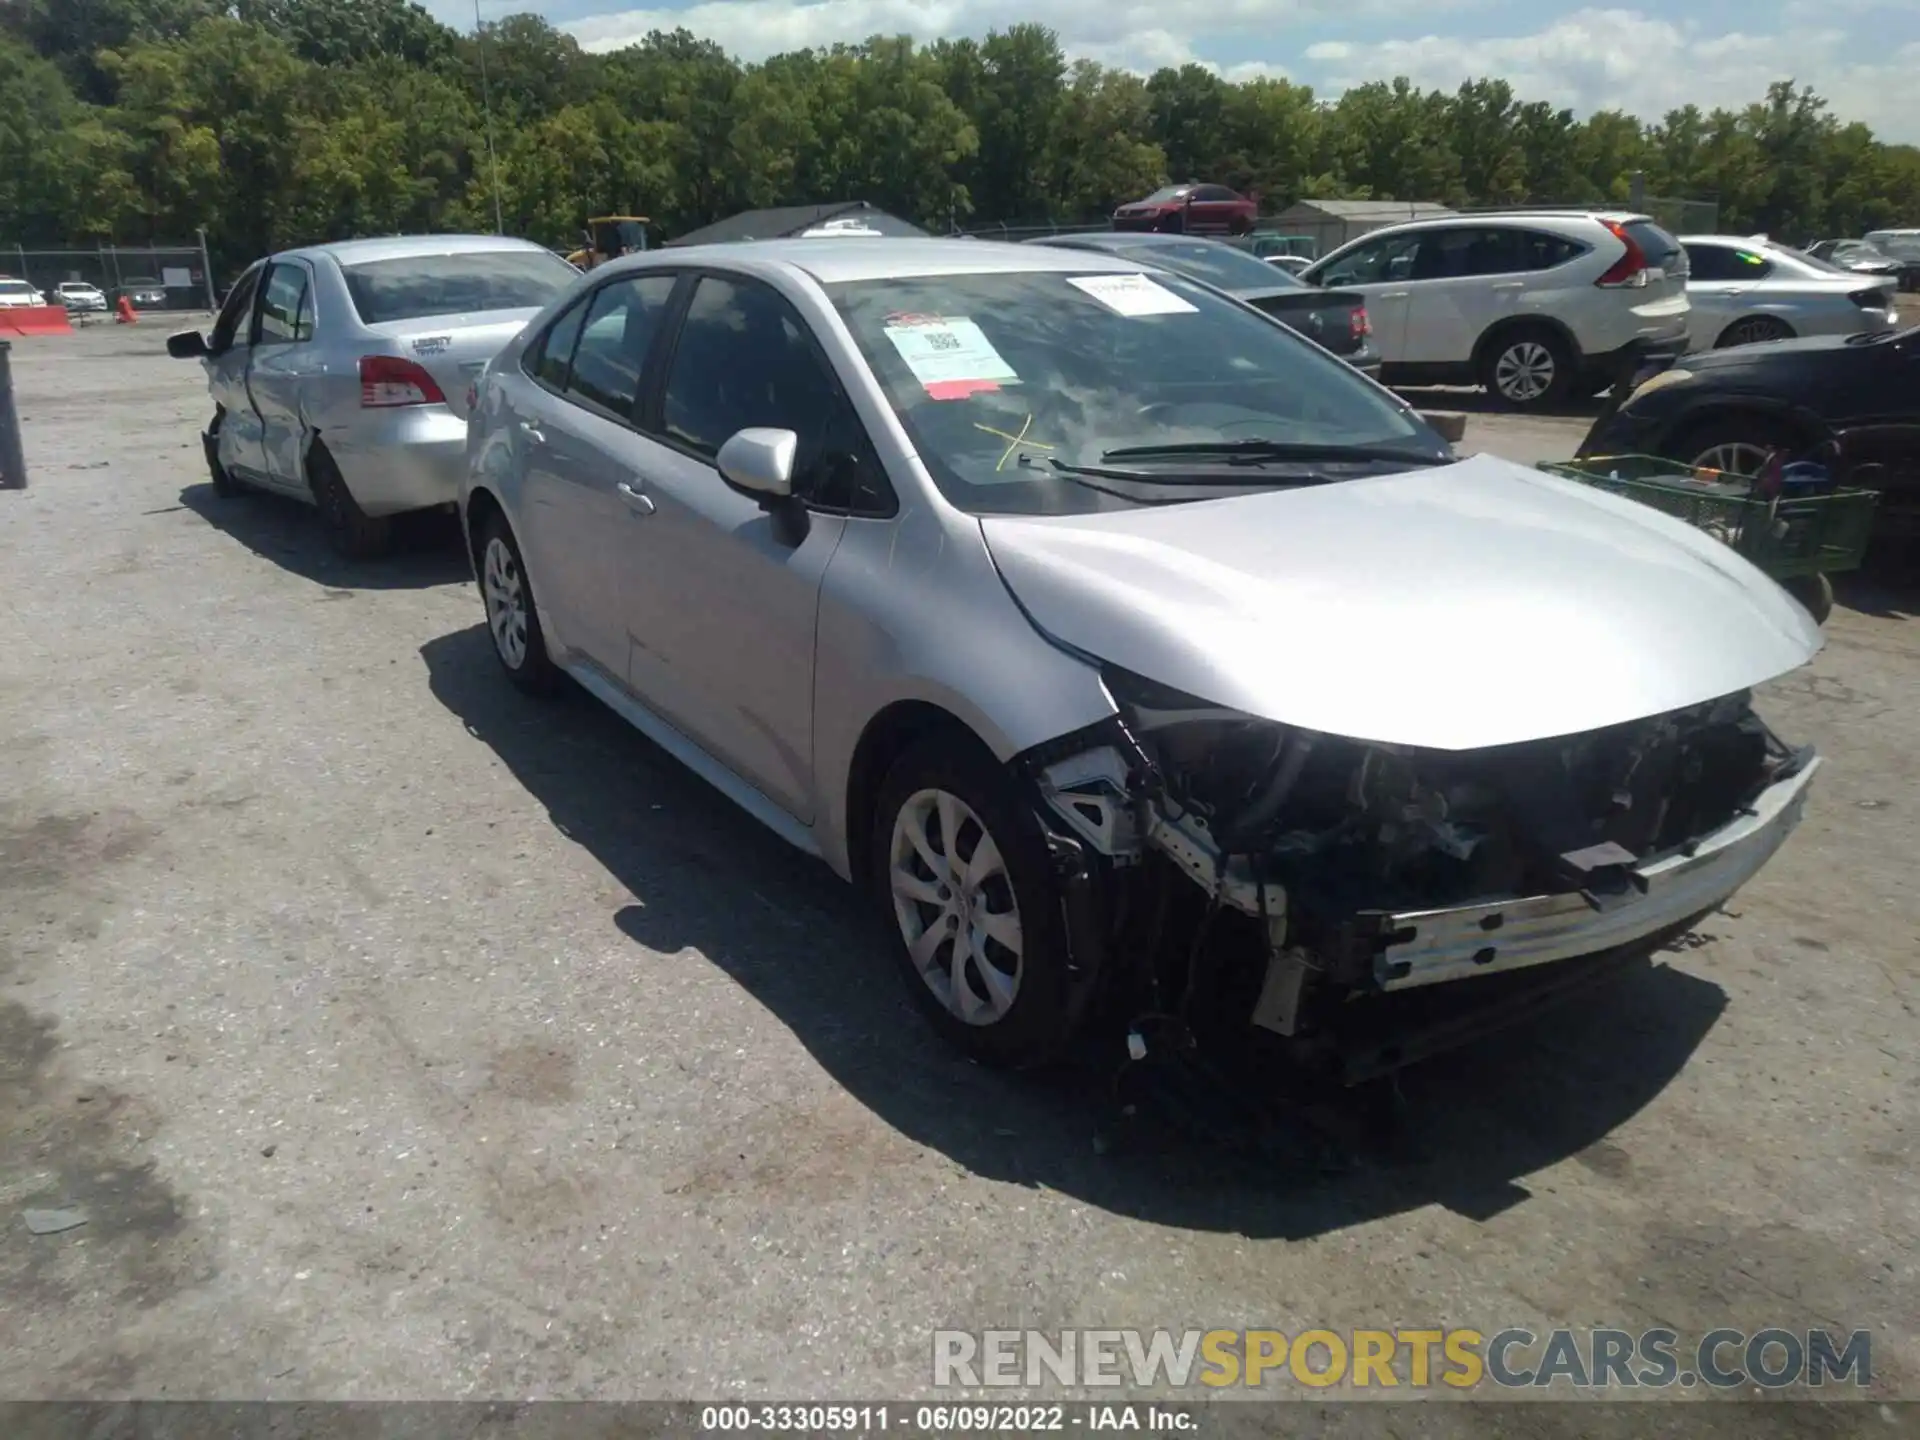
[167,235,579,558]
[461,238,1824,1081]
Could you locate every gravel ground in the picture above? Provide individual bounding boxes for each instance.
[1,325,1915,1428]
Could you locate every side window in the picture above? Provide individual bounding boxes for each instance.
[257,263,309,344]
[1517,231,1583,270]
[1323,233,1421,285]
[1683,244,1732,281]
[1411,228,1523,280]
[564,273,678,418]
[1195,185,1235,202]
[525,297,589,392]
[660,275,889,512]
[209,264,264,352]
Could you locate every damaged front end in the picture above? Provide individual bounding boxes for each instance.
[1022,666,1819,1082]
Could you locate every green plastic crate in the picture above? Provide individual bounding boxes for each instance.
[1540,453,1879,579]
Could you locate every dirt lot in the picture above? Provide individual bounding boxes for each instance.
[1,325,1916,1425]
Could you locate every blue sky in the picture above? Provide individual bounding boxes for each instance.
[439,0,1920,141]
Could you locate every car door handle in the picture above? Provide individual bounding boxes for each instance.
[518,421,546,445]
[616,481,655,516]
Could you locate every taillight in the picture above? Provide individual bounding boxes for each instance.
[359,355,446,408]
[1349,306,1372,339]
[1595,220,1651,289]
[1848,288,1891,310]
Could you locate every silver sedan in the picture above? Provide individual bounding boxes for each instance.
[1679,235,1899,350]
[167,236,579,557]
[462,238,1822,1077]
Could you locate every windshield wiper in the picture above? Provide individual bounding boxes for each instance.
[1099,439,1443,466]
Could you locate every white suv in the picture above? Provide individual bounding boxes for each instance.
[1301,211,1692,409]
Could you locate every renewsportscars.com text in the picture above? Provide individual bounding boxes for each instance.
[932,1327,1873,1391]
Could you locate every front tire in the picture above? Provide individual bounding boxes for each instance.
[870,734,1075,1069]
[308,446,393,560]
[206,408,239,497]
[1782,573,1835,625]
[1672,414,1802,479]
[1481,327,1573,410]
[477,514,560,694]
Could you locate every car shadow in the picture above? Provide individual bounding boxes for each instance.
[420,623,1725,1239]
[1395,385,1609,422]
[179,481,471,590]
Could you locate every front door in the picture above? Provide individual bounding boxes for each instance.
[1310,230,1423,362]
[244,259,318,494]
[617,273,854,822]
[206,262,267,481]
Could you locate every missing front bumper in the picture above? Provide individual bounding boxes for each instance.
[1369,756,1819,992]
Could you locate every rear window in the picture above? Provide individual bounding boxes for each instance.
[341,249,579,325]
[1099,239,1303,293]
[1622,220,1687,277]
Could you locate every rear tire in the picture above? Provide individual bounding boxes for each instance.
[1480,327,1573,410]
[477,513,560,694]
[869,733,1076,1070]
[1715,314,1794,349]
[206,408,239,498]
[307,445,393,561]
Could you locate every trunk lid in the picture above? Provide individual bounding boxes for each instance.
[364,309,543,417]
[1241,285,1368,357]
[979,452,1821,751]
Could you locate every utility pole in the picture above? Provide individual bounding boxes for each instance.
[196,227,217,312]
[0,342,27,491]
[475,0,506,236]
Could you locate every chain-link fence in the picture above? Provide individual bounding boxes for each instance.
[1639,195,1720,236]
[2,243,217,312]
[949,219,1112,242]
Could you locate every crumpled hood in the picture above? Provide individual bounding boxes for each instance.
[979,452,1822,751]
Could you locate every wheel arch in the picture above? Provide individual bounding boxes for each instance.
[842,700,1000,893]
[1472,314,1585,371]
[1657,397,1830,457]
[463,485,507,578]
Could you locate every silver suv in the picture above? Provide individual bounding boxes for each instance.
[1302,211,1692,408]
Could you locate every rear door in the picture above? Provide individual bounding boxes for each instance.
[206,262,268,482]
[244,259,320,493]
[1399,226,1524,366]
[512,272,682,678]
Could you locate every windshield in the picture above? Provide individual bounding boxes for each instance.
[1090,239,1302,293]
[828,268,1438,517]
[1141,187,1192,204]
[341,249,578,325]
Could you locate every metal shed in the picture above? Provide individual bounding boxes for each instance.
[1262,200,1457,258]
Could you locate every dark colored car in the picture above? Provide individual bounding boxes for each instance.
[1580,326,1920,539]
[1028,232,1381,378]
[1111,183,1257,236]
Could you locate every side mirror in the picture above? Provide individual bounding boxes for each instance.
[167,330,209,359]
[716,427,797,502]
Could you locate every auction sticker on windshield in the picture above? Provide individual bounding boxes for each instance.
[1068,273,1197,317]
[883,314,1019,400]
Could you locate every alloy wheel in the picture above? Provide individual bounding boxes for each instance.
[888,788,1024,1026]
[482,536,530,669]
[1493,341,1556,403]
[1691,441,1775,477]
[1722,317,1789,348]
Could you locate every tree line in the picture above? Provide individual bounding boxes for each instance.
[4,0,1918,279]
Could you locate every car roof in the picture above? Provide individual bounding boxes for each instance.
[278,234,559,267]
[600,236,1150,285]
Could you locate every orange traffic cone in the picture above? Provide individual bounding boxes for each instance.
[115,295,138,324]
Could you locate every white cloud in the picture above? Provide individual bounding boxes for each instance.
[1307,9,1920,140]
[565,0,1447,78]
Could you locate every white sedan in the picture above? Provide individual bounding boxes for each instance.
[1679,235,1899,350]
